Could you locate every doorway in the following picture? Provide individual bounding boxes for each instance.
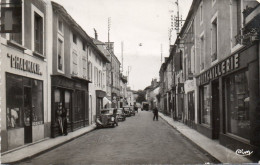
[212,80,220,139]
[24,86,32,144]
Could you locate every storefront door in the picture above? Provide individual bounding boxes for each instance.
[24,86,32,144]
[188,91,195,128]
[212,80,220,139]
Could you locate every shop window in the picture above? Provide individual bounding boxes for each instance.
[64,91,71,123]
[6,73,44,129]
[34,12,43,54]
[6,74,23,129]
[200,84,211,125]
[31,80,43,125]
[225,70,250,139]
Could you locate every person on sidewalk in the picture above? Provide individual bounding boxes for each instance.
[153,106,159,121]
[62,108,68,136]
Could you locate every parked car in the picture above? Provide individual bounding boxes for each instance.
[96,108,118,128]
[117,108,126,121]
[122,106,131,117]
[123,106,135,116]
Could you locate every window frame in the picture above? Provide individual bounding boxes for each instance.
[57,36,64,73]
[31,4,45,56]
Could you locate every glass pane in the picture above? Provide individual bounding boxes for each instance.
[54,89,60,103]
[226,71,250,139]
[32,80,43,125]
[6,74,23,128]
[201,84,211,125]
[64,91,71,123]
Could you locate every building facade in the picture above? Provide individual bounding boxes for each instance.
[162,0,260,159]
[1,0,51,151]
[90,36,110,122]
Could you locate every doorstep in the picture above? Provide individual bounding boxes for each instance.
[1,124,96,164]
[158,112,253,164]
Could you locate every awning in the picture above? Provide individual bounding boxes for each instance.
[103,97,112,106]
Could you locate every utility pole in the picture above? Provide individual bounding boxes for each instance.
[108,17,114,106]
[121,41,124,73]
[174,0,185,35]
[161,44,163,64]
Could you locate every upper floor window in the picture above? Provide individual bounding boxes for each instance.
[3,0,23,44]
[34,12,43,54]
[73,33,77,44]
[82,57,87,78]
[200,34,205,70]
[58,19,63,33]
[200,3,203,24]
[83,42,86,51]
[88,48,91,56]
[88,62,92,81]
[231,0,242,47]
[211,17,217,62]
[58,38,64,72]
[72,51,78,75]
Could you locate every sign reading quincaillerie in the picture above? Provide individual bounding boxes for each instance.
[199,54,239,85]
[7,54,42,75]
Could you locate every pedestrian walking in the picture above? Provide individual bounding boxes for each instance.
[153,106,159,121]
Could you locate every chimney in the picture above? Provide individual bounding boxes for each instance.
[94,28,98,39]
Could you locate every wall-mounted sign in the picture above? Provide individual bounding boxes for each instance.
[199,54,239,85]
[7,54,42,75]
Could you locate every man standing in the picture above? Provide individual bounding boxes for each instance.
[153,106,159,121]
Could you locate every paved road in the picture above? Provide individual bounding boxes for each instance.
[20,111,216,164]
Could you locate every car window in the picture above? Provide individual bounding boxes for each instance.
[101,110,110,114]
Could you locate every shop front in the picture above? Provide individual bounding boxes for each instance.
[51,75,89,138]
[184,80,196,128]
[197,44,259,156]
[1,49,48,152]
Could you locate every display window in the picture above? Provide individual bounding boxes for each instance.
[6,73,44,129]
[200,84,211,125]
[225,70,250,140]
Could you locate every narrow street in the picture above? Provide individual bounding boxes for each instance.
[20,111,216,164]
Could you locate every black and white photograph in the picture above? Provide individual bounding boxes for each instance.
[1,0,260,164]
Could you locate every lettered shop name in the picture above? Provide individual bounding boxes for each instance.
[199,54,239,85]
[7,54,42,75]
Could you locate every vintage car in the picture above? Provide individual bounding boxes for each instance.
[96,108,118,128]
[123,106,135,116]
[116,108,126,121]
[122,106,131,117]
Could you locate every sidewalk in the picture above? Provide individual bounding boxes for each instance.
[158,112,253,164]
[1,124,96,164]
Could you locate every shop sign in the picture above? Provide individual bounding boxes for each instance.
[184,80,194,93]
[199,54,239,85]
[7,54,42,75]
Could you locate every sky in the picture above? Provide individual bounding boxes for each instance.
[52,0,192,90]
